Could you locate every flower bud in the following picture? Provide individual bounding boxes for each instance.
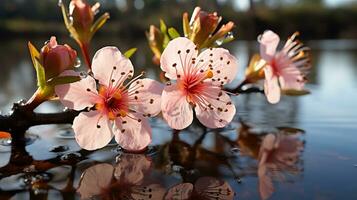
[40,37,77,80]
[69,0,96,37]
[186,7,234,49]
[190,8,220,46]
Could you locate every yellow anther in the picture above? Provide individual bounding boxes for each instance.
[108,111,116,120]
[205,70,213,79]
[118,110,127,117]
[98,86,106,96]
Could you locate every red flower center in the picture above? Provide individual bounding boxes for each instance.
[178,70,213,104]
[95,86,129,120]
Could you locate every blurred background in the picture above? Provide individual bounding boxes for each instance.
[0,0,356,39]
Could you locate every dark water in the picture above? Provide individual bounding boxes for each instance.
[0,37,356,200]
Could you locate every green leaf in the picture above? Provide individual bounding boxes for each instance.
[28,42,46,88]
[58,0,70,29]
[159,19,170,48]
[159,19,167,33]
[28,41,40,63]
[282,89,311,96]
[90,12,110,36]
[34,58,46,89]
[47,75,81,86]
[168,27,180,39]
[124,48,137,59]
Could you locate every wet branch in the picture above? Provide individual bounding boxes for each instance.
[0,103,79,134]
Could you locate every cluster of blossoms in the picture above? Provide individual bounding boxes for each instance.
[22,1,311,152]
[55,30,310,151]
[55,36,239,150]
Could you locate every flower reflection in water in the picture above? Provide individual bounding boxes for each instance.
[165,176,234,200]
[77,153,165,200]
[0,122,304,200]
[258,133,304,200]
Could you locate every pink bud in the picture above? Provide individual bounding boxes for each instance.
[40,37,77,80]
[69,0,95,33]
[189,7,221,47]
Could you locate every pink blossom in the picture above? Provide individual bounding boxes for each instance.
[55,47,163,151]
[258,30,311,104]
[160,37,238,130]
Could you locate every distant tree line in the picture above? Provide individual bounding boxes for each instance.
[0,0,356,39]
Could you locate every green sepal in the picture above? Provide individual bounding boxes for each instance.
[160,19,167,33]
[28,42,46,89]
[47,75,81,87]
[90,12,110,37]
[124,48,137,59]
[160,19,170,48]
[168,27,180,39]
[221,35,235,45]
[58,0,76,36]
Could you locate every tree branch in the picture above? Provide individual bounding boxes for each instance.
[226,80,264,94]
[0,102,79,135]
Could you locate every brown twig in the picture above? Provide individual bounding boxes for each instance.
[226,79,264,94]
[0,102,79,137]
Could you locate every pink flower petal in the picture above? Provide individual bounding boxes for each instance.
[264,65,281,104]
[195,177,234,200]
[77,163,114,199]
[91,46,134,87]
[73,111,114,150]
[128,78,164,117]
[55,75,98,110]
[258,30,280,61]
[160,37,198,80]
[278,65,305,90]
[114,113,152,151]
[114,154,151,185]
[49,36,58,47]
[196,48,239,86]
[161,84,193,130]
[165,183,193,200]
[195,87,236,128]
